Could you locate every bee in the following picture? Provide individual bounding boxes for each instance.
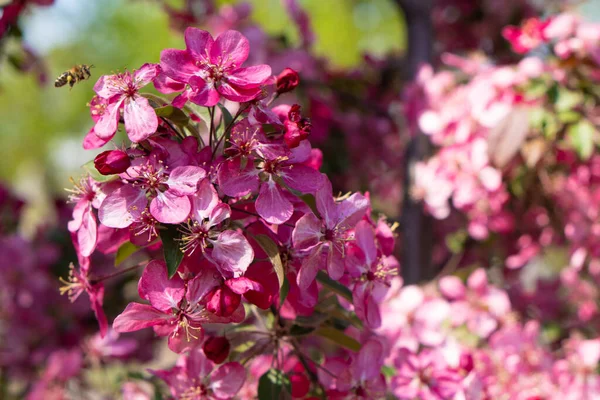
[55,64,94,89]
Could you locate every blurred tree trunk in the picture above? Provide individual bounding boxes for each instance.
[397,0,435,284]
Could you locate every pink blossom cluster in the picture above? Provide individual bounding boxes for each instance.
[154,0,406,216]
[375,269,600,399]
[62,26,406,399]
[410,12,600,243]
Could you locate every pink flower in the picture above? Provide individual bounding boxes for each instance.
[391,348,462,400]
[67,176,104,258]
[180,179,254,277]
[113,261,244,353]
[292,178,368,289]
[318,339,387,399]
[503,18,551,54]
[160,28,271,106]
[99,152,205,226]
[83,96,112,149]
[152,349,246,399]
[93,63,160,143]
[59,263,108,337]
[86,328,138,360]
[347,220,398,329]
[218,124,323,224]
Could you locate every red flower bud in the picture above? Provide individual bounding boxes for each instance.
[460,353,474,373]
[206,285,241,317]
[203,336,230,364]
[94,150,130,175]
[284,104,311,148]
[288,104,302,123]
[276,68,300,94]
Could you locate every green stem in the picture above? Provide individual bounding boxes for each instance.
[212,104,249,160]
[90,262,145,284]
[208,106,215,150]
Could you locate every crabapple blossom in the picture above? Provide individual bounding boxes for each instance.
[92,63,160,143]
[160,27,271,106]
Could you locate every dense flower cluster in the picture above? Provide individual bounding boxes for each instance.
[154,0,406,217]
[62,26,407,398]
[5,0,600,398]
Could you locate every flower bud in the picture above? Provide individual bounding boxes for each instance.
[203,336,230,364]
[276,68,300,94]
[94,150,130,175]
[206,285,241,317]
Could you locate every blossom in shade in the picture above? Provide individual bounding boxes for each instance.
[67,175,104,258]
[318,339,387,399]
[346,220,398,329]
[180,178,254,278]
[152,349,246,399]
[292,177,368,289]
[113,261,244,353]
[391,348,462,400]
[59,263,108,337]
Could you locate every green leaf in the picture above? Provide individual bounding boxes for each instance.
[279,277,290,307]
[115,241,139,267]
[184,103,211,127]
[258,369,291,400]
[155,105,190,126]
[253,234,285,288]
[381,365,396,378]
[555,87,583,112]
[159,225,184,278]
[445,229,468,254]
[217,103,234,131]
[298,193,320,219]
[316,271,352,302]
[82,160,118,183]
[557,110,581,124]
[289,324,315,336]
[315,326,361,352]
[567,120,596,160]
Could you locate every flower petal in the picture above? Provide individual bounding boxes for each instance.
[99,185,146,228]
[138,260,185,312]
[192,179,219,221]
[227,65,272,88]
[113,303,169,333]
[93,100,122,140]
[166,166,205,196]
[212,230,254,278]
[210,362,246,398]
[150,191,191,224]
[211,30,249,67]
[133,63,160,87]
[78,205,98,257]
[292,213,322,250]
[279,163,323,193]
[123,95,158,142]
[185,27,214,61]
[160,48,199,82]
[255,179,293,224]
[217,158,260,197]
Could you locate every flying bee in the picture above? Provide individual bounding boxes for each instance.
[55,64,94,89]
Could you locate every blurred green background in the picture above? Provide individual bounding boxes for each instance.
[0,0,405,230]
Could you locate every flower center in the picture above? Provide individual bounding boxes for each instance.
[181,383,208,400]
